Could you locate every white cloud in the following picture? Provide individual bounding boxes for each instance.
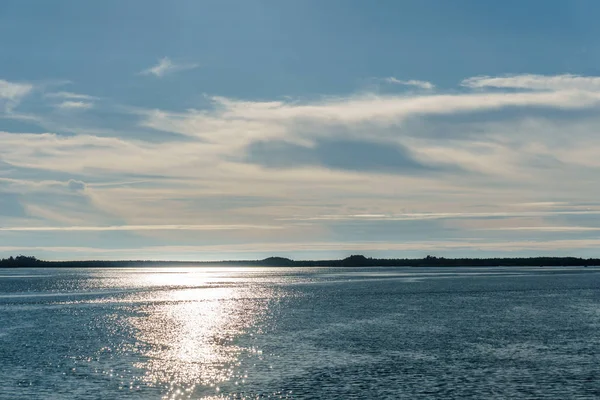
[280,210,600,222]
[0,224,281,232]
[461,74,600,91]
[7,73,600,258]
[139,88,600,151]
[0,177,85,192]
[0,131,223,176]
[0,79,34,111]
[384,77,435,90]
[140,57,199,77]
[56,101,94,110]
[0,79,33,100]
[6,73,600,195]
[485,226,600,232]
[45,91,97,100]
[4,78,600,180]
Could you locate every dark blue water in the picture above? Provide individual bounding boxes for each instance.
[1,266,599,399]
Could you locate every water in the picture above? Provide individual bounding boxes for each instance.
[0,266,599,399]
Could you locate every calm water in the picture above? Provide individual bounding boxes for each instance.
[0,266,599,399]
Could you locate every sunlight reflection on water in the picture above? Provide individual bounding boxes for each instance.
[120,271,277,399]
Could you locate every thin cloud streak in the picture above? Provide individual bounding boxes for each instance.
[140,57,199,77]
[56,101,94,110]
[462,74,600,91]
[142,89,600,143]
[280,210,600,222]
[384,77,434,90]
[0,224,282,232]
[0,79,33,101]
[483,226,600,232]
[45,91,98,100]
[0,79,34,112]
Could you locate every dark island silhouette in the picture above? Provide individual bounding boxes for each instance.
[0,254,597,268]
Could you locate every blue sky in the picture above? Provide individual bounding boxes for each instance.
[3,0,600,260]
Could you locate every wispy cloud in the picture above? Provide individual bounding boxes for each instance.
[483,226,600,232]
[461,74,600,91]
[0,224,281,231]
[45,91,98,100]
[140,88,600,146]
[6,73,600,182]
[383,77,434,90]
[55,101,94,110]
[0,79,34,111]
[0,79,33,100]
[6,73,600,259]
[140,57,199,77]
[280,210,600,222]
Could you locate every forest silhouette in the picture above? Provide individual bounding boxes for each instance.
[1,254,598,268]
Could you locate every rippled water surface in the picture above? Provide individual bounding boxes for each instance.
[1,266,599,399]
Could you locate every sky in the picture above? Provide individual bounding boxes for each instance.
[3,0,600,260]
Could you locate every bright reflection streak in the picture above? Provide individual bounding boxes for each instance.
[124,269,276,399]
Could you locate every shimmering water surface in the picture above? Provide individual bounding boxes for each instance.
[1,266,599,399]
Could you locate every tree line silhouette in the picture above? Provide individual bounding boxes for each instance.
[1,254,599,268]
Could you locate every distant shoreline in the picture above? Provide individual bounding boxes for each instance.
[1,254,600,268]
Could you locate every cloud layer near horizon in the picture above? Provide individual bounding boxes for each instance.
[4,74,600,259]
